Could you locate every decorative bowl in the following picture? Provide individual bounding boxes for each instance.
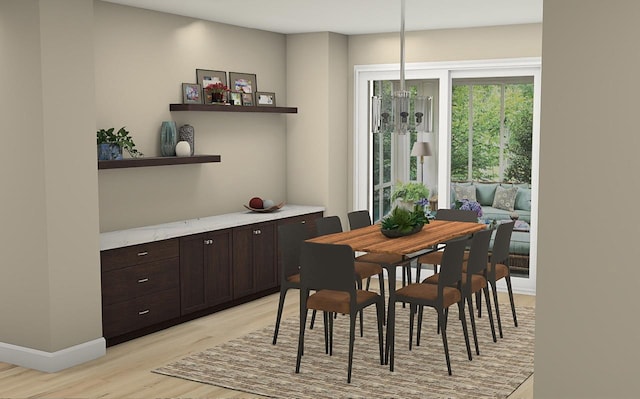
[380,223,423,238]
[243,202,285,213]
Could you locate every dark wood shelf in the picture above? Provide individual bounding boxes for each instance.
[169,103,297,113]
[98,155,221,169]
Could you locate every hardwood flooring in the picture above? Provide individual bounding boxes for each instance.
[0,277,535,398]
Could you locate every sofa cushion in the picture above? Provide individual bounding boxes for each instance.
[453,184,476,202]
[475,183,498,206]
[492,185,519,211]
[515,187,532,211]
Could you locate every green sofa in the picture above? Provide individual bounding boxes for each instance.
[450,181,532,223]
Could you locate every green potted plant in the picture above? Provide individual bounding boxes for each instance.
[391,181,429,209]
[380,204,428,238]
[97,127,143,160]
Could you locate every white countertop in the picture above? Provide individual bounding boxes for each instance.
[100,204,325,251]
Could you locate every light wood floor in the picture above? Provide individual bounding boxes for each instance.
[0,277,535,398]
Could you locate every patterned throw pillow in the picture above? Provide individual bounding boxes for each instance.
[492,185,519,211]
[453,184,476,202]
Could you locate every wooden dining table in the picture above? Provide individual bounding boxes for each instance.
[307,219,486,363]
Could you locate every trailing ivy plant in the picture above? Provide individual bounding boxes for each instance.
[97,127,143,158]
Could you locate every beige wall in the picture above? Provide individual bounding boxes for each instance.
[535,0,640,396]
[0,0,101,352]
[95,1,289,232]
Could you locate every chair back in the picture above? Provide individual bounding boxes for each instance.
[347,210,372,230]
[436,238,468,288]
[278,222,309,282]
[435,208,478,222]
[315,215,343,236]
[300,242,355,293]
[465,228,493,275]
[491,221,515,266]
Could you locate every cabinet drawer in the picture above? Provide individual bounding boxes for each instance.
[101,238,179,272]
[102,288,180,338]
[102,257,179,306]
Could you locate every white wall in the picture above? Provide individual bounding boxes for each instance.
[534,0,640,396]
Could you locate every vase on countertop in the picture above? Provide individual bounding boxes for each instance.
[160,121,177,156]
[178,124,195,156]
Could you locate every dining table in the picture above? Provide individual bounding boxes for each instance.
[307,219,486,363]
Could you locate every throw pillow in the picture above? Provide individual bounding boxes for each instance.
[492,185,519,211]
[475,183,498,206]
[515,188,532,211]
[453,184,476,202]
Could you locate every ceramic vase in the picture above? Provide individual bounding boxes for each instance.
[178,124,195,156]
[175,141,191,157]
[160,121,177,156]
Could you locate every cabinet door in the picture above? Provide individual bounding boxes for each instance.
[205,229,232,306]
[253,221,277,292]
[232,225,254,298]
[232,221,277,298]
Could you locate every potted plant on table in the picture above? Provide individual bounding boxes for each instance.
[97,127,143,160]
[380,204,429,238]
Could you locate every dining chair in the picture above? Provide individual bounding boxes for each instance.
[296,241,384,383]
[388,237,472,375]
[415,208,478,281]
[484,220,517,338]
[272,222,309,345]
[347,210,413,289]
[421,228,497,356]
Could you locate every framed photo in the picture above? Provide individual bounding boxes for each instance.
[241,92,254,106]
[256,91,276,107]
[229,91,242,106]
[229,72,257,94]
[196,69,227,91]
[182,83,203,104]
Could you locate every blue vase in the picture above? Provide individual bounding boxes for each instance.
[160,121,177,156]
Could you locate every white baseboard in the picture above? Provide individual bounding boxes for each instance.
[0,337,106,373]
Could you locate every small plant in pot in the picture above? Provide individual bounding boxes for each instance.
[390,181,429,210]
[380,204,428,238]
[97,127,143,160]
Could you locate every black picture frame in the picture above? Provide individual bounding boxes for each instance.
[229,72,257,94]
[256,91,276,107]
[182,83,203,104]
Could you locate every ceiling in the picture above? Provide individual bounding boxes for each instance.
[101,0,543,35]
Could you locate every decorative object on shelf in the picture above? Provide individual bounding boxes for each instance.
[509,211,520,221]
[196,69,226,102]
[244,201,285,213]
[178,124,195,155]
[205,82,229,104]
[256,91,276,107]
[160,121,177,156]
[229,72,257,95]
[391,181,429,210]
[182,83,202,104]
[229,91,242,106]
[97,126,143,160]
[241,92,254,106]
[175,141,191,157]
[380,205,428,238]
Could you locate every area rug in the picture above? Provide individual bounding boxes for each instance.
[153,305,535,399]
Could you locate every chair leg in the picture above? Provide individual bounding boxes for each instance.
[329,312,334,356]
[491,281,503,338]
[416,305,424,346]
[296,306,308,374]
[483,286,497,343]
[505,274,518,327]
[476,290,482,318]
[466,295,479,356]
[388,300,396,371]
[415,262,422,283]
[365,276,371,291]
[438,308,452,375]
[347,312,356,383]
[376,300,384,365]
[356,278,364,337]
[378,272,386,324]
[323,311,329,354]
[409,303,416,351]
[310,310,316,329]
[458,300,473,362]
[272,288,288,345]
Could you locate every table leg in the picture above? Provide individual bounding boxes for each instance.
[384,264,396,365]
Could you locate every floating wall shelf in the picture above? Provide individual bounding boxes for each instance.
[169,104,297,113]
[98,155,221,170]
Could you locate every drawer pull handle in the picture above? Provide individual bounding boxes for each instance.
[204,239,213,245]
[253,229,262,235]
[138,309,150,315]
[137,278,149,283]
[137,251,148,257]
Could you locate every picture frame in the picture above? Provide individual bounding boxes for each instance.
[229,91,243,106]
[182,83,203,104]
[241,92,254,106]
[196,69,227,91]
[256,91,276,107]
[229,72,257,94]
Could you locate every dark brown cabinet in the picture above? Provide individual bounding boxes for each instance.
[100,239,180,339]
[232,221,277,298]
[179,229,232,314]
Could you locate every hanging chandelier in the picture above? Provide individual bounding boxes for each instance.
[371,0,432,135]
